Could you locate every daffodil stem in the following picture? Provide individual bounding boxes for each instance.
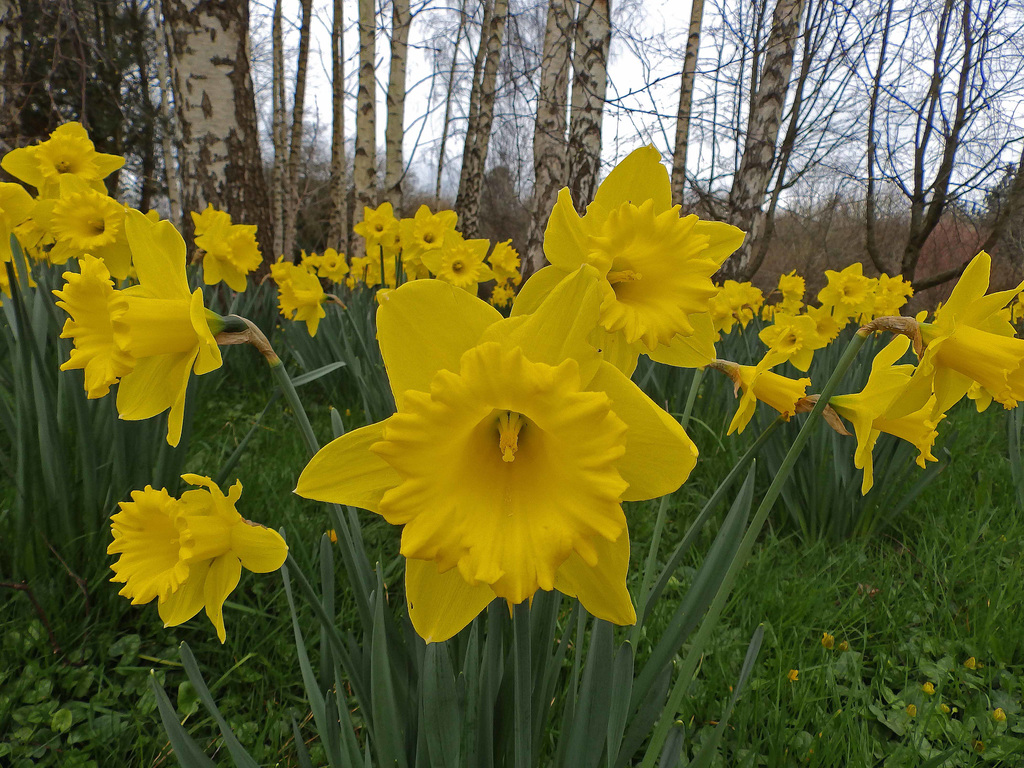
[679,367,704,430]
[269,360,321,457]
[641,330,871,767]
[513,601,532,768]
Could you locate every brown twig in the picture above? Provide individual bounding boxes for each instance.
[1,581,61,656]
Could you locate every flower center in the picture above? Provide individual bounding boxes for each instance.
[89,217,106,236]
[497,411,524,462]
[451,260,465,274]
[607,269,642,285]
[423,232,435,244]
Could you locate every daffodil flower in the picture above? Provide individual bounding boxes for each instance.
[515,146,743,375]
[710,356,811,435]
[296,267,698,642]
[52,211,222,445]
[191,204,262,292]
[108,474,288,643]
[1,182,35,299]
[758,312,827,372]
[421,232,495,291]
[914,251,1024,411]
[1,122,124,198]
[354,201,401,253]
[33,175,133,279]
[272,259,327,336]
[829,337,942,493]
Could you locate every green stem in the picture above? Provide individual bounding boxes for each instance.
[679,367,704,430]
[640,330,870,767]
[631,495,670,648]
[513,601,532,768]
[269,360,321,457]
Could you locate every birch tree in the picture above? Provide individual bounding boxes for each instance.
[670,0,704,206]
[566,0,610,213]
[454,0,509,237]
[524,0,573,277]
[353,0,378,257]
[282,0,314,259]
[433,0,469,204]
[329,0,347,246]
[161,0,271,252]
[720,0,805,281]
[271,0,286,256]
[384,0,412,207]
[0,0,22,153]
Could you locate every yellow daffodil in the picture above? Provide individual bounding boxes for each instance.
[710,357,811,435]
[778,270,805,309]
[32,175,132,279]
[422,232,495,292]
[191,205,261,292]
[488,240,522,285]
[805,304,842,343]
[707,280,763,335]
[759,313,826,371]
[915,251,1024,411]
[818,263,872,322]
[108,474,288,643]
[53,211,223,446]
[1,182,35,298]
[273,259,326,336]
[788,669,799,682]
[317,247,349,283]
[516,146,743,375]
[872,273,914,318]
[489,282,515,308]
[296,267,698,642]
[821,632,835,649]
[829,337,941,493]
[354,201,400,254]
[399,206,457,275]
[922,682,935,695]
[1,122,124,198]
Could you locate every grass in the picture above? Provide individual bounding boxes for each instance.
[3,343,1024,765]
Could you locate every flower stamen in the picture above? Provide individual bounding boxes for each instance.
[607,269,642,285]
[497,410,524,462]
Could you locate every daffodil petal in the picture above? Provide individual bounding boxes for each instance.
[692,221,745,268]
[510,265,567,317]
[204,555,242,643]
[0,148,41,188]
[587,361,698,501]
[592,145,671,215]
[483,266,603,385]
[295,421,401,511]
[158,559,210,628]
[124,210,190,300]
[375,280,500,407]
[939,251,990,321]
[406,558,495,643]
[116,351,192,422]
[648,312,717,369]
[543,188,591,270]
[231,522,288,573]
[554,529,636,625]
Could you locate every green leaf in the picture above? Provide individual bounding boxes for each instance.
[371,571,409,768]
[148,672,217,768]
[422,643,462,767]
[605,642,634,768]
[51,708,72,733]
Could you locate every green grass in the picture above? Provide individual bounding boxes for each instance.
[3,352,1023,765]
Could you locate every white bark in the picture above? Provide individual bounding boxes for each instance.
[329,0,347,247]
[283,0,315,260]
[353,0,378,258]
[161,0,270,248]
[670,0,704,206]
[567,0,610,213]
[271,0,286,257]
[524,0,574,277]
[384,0,412,208]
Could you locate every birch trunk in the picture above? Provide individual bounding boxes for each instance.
[270,0,286,257]
[0,0,22,153]
[670,0,704,206]
[282,0,314,260]
[353,0,378,258]
[161,0,272,256]
[721,0,805,281]
[524,0,574,277]
[152,2,183,225]
[454,0,509,237]
[328,0,347,247]
[567,0,610,213]
[384,0,411,208]
[435,0,469,204]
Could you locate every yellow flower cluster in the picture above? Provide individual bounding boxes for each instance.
[191,204,262,292]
